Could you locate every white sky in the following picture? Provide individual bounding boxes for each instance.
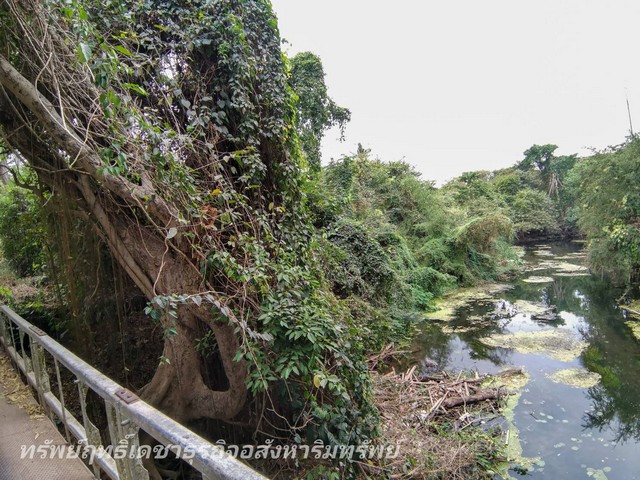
[270,0,640,184]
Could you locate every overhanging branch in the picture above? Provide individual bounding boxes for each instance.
[0,53,174,226]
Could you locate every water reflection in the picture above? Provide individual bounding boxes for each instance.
[414,242,640,478]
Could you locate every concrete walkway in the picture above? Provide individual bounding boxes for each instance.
[0,352,95,480]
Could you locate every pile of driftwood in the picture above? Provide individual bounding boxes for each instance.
[374,366,512,423]
[370,341,522,417]
[368,364,525,479]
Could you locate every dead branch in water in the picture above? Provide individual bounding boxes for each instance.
[442,391,502,409]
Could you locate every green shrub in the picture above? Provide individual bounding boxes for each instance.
[455,214,513,253]
[509,188,560,237]
[493,171,524,198]
[322,218,401,303]
[568,139,640,282]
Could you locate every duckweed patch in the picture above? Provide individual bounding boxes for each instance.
[513,300,549,316]
[625,321,640,341]
[547,367,601,388]
[494,373,543,477]
[484,369,530,391]
[525,258,589,276]
[441,325,476,335]
[424,283,513,321]
[585,467,610,480]
[545,261,589,274]
[478,329,587,362]
[522,276,554,284]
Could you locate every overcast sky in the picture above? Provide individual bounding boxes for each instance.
[270,0,640,184]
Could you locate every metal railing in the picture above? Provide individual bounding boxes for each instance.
[0,305,266,480]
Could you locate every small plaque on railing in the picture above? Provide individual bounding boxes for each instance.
[115,388,139,404]
[29,326,47,336]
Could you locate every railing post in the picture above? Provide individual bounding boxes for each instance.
[5,311,18,357]
[53,358,71,443]
[106,397,149,480]
[0,310,7,343]
[18,329,32,373]
[77,380,107,479]
[30,335,51,412]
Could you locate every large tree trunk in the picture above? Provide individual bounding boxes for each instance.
[0,66,247,419]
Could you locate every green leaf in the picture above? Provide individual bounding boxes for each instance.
[122,83,148,96]
[166,227,178,239]
[77,43,92,63]
[114,45,134,57]
[220,212,231,224]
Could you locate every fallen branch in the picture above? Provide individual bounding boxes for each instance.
[442,390,502,409]
[368,343,417,369]
[494,367,524,377]
[417,367,522,384]
[371,364,518,479]
[620,305,640,317]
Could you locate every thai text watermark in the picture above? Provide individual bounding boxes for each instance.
[20,436,401,462]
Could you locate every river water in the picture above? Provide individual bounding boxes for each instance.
[413,242,640,479]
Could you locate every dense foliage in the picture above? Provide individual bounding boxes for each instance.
[308,147,519,348]
[0,0,376,457]
[2,0,640,476]
[567,137,640,284]
[439,138,640,286]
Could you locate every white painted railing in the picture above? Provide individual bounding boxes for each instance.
[0,305,266,480]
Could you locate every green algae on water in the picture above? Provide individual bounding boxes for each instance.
[441,324,476,334]
[484,369,530,391]
[586,467,610,480]
[423,283,513,321]
[513,300,549,316]
[478,329,587,362]
[547,367,601,388]
[522,276,554,284]
[494,372,542,479]
[625,321,640,341]
[526,259,589,276]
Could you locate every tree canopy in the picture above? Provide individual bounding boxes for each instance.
[289,51,350,171]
